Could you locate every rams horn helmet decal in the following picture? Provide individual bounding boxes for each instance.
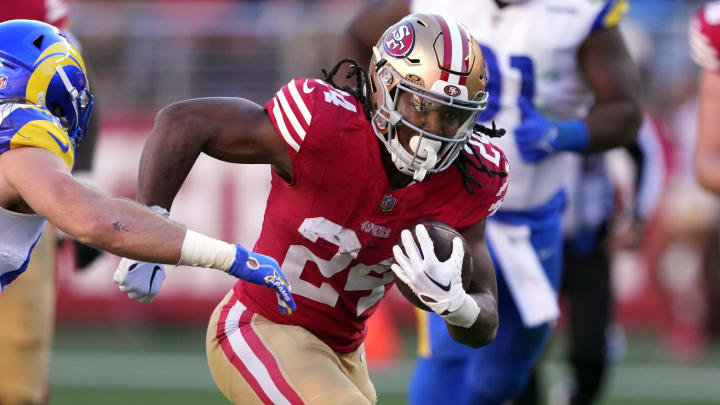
[0,19,94,148]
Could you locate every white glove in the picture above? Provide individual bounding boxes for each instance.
[391,224,479,327]
[113,258,166,303]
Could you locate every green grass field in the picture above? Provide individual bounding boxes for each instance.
[48,325,720,405]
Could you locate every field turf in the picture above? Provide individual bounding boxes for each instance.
[48,325,720,405]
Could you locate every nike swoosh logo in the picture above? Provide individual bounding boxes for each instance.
[47,131,69,153]
[149,265,161,291]
[302,79,315,94]
[424,271,451,292]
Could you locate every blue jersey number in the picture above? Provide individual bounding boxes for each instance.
[478,44,535,122]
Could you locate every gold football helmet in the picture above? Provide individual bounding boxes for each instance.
[369,13,488,181]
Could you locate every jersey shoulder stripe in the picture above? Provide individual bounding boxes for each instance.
[590,0,629,34]
[0,104,74,170]
[266,78,364,155]
[266,78,318,153]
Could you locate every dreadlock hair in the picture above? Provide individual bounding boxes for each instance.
[322,59,508,194]
[453,121,508,194]
[322,59,374,121]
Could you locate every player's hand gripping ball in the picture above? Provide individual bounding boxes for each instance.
[391,220,473,312]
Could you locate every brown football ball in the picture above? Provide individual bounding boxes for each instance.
[393,220,473,311]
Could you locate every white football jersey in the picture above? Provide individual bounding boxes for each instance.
[0,207,46,291]
[0,102,67,291]
[411,0,628,210]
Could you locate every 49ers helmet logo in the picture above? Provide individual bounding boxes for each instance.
[444,85,461,97]
[383,22,415,58]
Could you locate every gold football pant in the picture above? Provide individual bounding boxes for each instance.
[207,290,377,405]
[0,229,55,405]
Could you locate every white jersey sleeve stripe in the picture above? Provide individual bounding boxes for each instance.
[690,19,720,71]
[45,1,70,25]
[271,97,301,152]
[276,90,307,141]
[287,80,312,126]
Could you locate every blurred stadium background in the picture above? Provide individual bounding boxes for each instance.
[46,0,720,404]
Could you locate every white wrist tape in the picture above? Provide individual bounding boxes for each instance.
[442,294,480,328]
[178,230,236,271]
[148,205,170,217]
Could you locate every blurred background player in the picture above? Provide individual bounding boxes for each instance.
[628,0,720,365]
[117,13,509,404]
[514,25,670,405]
[514,150,633,405]
[341,1,642,404]
[0,18,296,402]
[691,0,720,196]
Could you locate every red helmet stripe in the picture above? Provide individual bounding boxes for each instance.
[435,15,467,86]
[459,25,469,86]
[446,18,466,85]
[435,14,452,82]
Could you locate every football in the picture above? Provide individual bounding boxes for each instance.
[393,220,474,311]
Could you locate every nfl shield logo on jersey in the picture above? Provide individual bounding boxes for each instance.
[379,194,397,212]
[0,74,7,90]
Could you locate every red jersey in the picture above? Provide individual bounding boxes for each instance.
[2,0,69,27]
[691,1,720,72]
[234,78,509,353]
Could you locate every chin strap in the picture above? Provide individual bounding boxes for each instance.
[380,107,444,182]
[396,135,441,182]
[413,145,437,181]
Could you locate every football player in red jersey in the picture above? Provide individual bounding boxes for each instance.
[116,13,509,405]
[690,1,720,195]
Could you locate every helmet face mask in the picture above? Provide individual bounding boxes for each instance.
[0,20,94,148]
[369,13,489,182]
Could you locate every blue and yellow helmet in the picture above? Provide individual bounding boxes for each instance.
[0,19,94,147]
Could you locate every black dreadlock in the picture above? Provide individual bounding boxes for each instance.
[454,121,508,194]
[322,59,374,121]
[322,59,507,194]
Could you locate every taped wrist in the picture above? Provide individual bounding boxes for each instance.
[178,230,236,271]
[149,205,170,217]
[442,294,480,328]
